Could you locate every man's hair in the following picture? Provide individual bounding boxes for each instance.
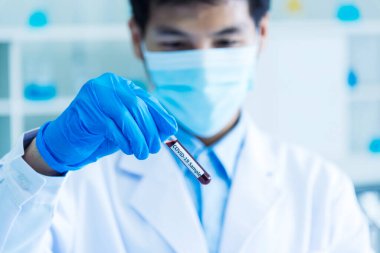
[129,0,270,33]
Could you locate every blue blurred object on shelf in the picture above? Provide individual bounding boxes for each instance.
[347,68,358,88]
[28,10,49,27]
[369,138,380,153]
[337,4,361,22]
[24,83,56,101]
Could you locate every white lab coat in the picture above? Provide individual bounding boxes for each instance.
[0,121,374,253]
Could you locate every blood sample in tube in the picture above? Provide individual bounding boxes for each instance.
[165,136,211,185]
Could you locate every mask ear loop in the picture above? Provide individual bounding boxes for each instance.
[140,42,148,57]
[247,36,260,91]
[255,30,263,59]
[140,42,156,92]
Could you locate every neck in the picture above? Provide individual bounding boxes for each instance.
[197,111,241,146]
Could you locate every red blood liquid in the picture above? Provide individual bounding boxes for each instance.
[165,140,211,185]
[165,140,177,148]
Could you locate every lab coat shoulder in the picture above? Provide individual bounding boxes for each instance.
[276,138,347,196]
[251,123,351,195]
[247,123,373,252]
[246,123,348,216]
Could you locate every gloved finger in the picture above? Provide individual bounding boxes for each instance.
[110,106,150,160]
[130,84,178,141]
[105,118,133,155]
[88,139,121,160]
[91,76,150,160]
[128,98,161,154]
[117,83,161,154]
[143,97,178,141]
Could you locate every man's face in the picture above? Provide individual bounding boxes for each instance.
[130,0,261,54]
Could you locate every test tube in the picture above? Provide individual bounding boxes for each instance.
[165,136,211,185]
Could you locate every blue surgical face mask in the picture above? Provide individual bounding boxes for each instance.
[143,45,257,138]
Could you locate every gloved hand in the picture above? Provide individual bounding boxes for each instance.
[36,73,178,173]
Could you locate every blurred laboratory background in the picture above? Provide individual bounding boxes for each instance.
[0,0,379,251]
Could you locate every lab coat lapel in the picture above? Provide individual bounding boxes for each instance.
[220,123,283,253]
[127,147,208,253]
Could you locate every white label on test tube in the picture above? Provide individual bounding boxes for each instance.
[170,143,204,178]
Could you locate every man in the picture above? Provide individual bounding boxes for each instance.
[0,0,374,252]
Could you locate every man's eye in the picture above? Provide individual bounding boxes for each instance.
[159,41,186,50]
[214,39,239,48]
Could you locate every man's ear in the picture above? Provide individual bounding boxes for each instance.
[258,14,269,52]
[128,18,143,60]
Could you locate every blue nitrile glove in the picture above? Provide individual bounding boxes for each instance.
[36,73,178,173]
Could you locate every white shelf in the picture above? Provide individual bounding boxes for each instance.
[0,25,130,43]
[349,84,380,102]
[342,154,380,185]
[267,20,380,38]
[342,21,380,35]
[0,21,379,43]
[0,99,10,116]
[22,97,73,115]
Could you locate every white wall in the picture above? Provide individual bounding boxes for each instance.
[245,22,380,184]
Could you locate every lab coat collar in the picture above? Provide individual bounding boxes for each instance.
[117,144,209,253]
[116,115,282,253]
[175,112,247,180]
[219,119,283,253]
[212,112,247,180]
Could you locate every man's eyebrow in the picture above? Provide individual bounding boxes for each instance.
[213,26,243,36]
[154,25,244,37]
[154,26,189,37]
